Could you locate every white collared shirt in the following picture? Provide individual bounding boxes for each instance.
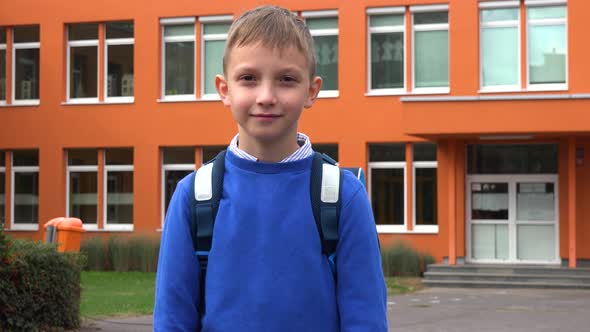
[228,133,313,162]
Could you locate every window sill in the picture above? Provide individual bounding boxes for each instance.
[376,225,439,234]
[5,225,39,231]
[0,101,41,107]
[199,94,221,101]
[478,85,568,94]
[157,97,198,103]
[83,227,134,232]
[365,89,407,97]
[318,90,339,98]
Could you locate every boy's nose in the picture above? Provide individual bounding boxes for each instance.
[256,82,277,106]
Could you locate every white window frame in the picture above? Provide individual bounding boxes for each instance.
[411,5,450,94]
[161,17,196,102]
[67,25,100,103]
[0,165,5,223]
[412,160,438,233]
[161,159,195,227]
[104,162,134,231]
[302,10,339,98]
[11,158,39,231]
[0,40,6,105]
[104,25,134,103]
[366,7,406,95]
[66,163,99,231]
[200,15,232,100]
[12,28,40,106]
[368,161,407,233]
[479,2,521,92]
[525,2,568,91]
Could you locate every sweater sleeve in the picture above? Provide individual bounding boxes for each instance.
[153,174,202,331]
[336,179,388,332]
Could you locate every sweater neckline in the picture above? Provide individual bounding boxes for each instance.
[225,149,313,174]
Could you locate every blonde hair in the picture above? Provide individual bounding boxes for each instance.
[223,5,316,78]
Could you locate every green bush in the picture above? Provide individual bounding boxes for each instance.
[0,227,83,331]
[81,235,159,272]
[381,242,435,277]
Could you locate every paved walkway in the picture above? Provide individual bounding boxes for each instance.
[81,287,590,331]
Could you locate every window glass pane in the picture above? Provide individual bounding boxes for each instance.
[107,44,134,97]
[528,25,566,85]
[68,149,97,165]
[164,170,192,215]
[106,148,133,165]
[204,40,225,95]
[15,48,40,100]
[517,182,555,221]
[202,146,226,163]
[202,23,230,35]
[0,172,4,225]
[370,14,403,27]
[482,27,518,86]
[306,17,338,30]
[481,8,518,23]
[107,171,133,224]
[14,25,39,43]
[371,32,404,89]
[415,168,437,225]
[0,50,5,100]
[0,151,4,166]
[471,182,508,219]
[68,23,99,40]
[414,12,448,25]
[371,168,404,225]
[164,147,195,164]
[0,27,5,43]
[164,25,194,37]
[517,225,555,260]
[413,143,436,161]
[369,143,405,162]
[14,172,38,224]
[314,144,338,162]
[528,6,566,20]
[13,150,38,166]
[106,21,134,39]
[69,171,97,224]
[472,224,509,260]
[70,46,98,98]
[165,42,194,95]
[314,35,338,90]
[467,144,558,174]
[415,30,448,88]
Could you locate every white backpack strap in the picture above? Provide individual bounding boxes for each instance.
[321,163,340,203]
[194,163,214,201]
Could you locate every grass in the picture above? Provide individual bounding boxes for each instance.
[385,277,424,295]
[80,271,156,318]
[80,272,421,318]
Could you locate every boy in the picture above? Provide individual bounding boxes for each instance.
[154,5,388,331]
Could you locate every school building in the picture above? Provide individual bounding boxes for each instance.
[1,0,589,267]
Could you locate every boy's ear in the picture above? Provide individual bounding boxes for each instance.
[304,76,322,109]
[215,74,231,107]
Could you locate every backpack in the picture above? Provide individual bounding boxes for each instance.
[190,151,365,314]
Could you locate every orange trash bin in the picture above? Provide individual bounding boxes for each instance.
[44,217,65,244]
[55,218,85,253]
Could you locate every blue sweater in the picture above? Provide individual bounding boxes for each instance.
[154,150,388,331]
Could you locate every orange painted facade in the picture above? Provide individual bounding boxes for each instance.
[1,0,589,266]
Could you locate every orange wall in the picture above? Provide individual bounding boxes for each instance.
[1,0,589,263]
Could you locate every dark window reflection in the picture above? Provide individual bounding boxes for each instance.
[371,168,404,225]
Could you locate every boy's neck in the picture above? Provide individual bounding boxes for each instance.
[237,135,301,163]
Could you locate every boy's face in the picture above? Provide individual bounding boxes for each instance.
[215,43,321,149]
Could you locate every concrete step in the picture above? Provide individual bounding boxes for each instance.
[424,271,590,284]
[423,279,590,289]
[426,264,590,276]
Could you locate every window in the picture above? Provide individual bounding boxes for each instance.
[314,143,339,162]
[161,18,196,100]
[68,21,134,102]
[162,147,195,226]
[412,7,449,91]
[1,28,6,103]
[0,151,5,225]
[368,144,406,232]
[12,150,39,230]
[303,10,339,97]
[367,6,449,94]
[413,143,437,231]
[13,25,40,104]
[105,148,133,229]
[105,21,134,101]
[201,17,232,99]
[202,145,226,163]
[479,1,567,91]
[67,149,98,228]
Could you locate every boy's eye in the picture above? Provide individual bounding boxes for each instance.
[239,74,255,82]
[280,76,298,83]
